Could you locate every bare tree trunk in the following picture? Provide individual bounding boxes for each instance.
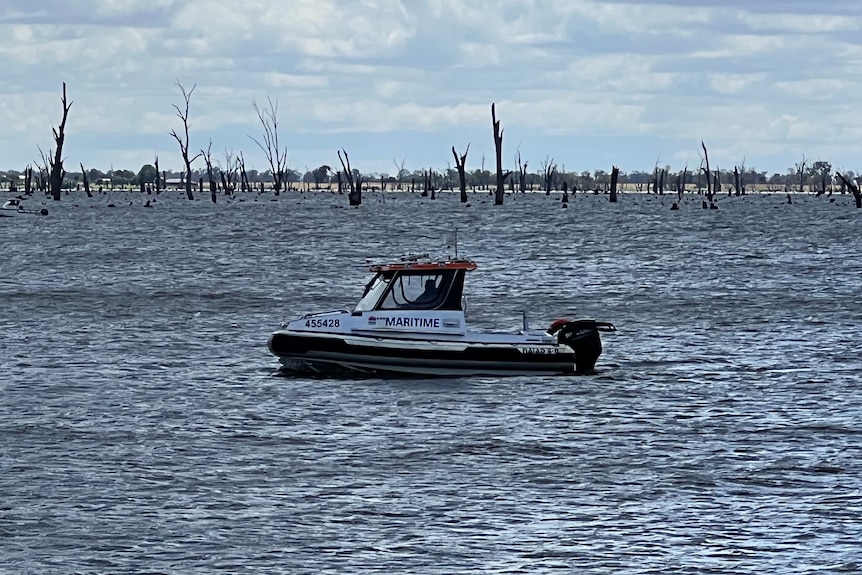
[517,152,528,193]
[491,103,506,205]
[238,152,250,193]
[155,156,162,194]
[680,165,688,201]
[221,149,237,196]
[80,163,92,197]
[609,166,620,203]
[452,145,469,203]
[170,80,202,201]
[797,156,807,193]
[250,97,288,195]
[542,157,556,195]
[429,168,436,200]
[836,173,862,208]
[48,82,72,201]
[338,149,362,206]
[393,157,406,190]
[201,140,217,203]
[25,166,33,195]
[701,141,712,202]
[733,166,742,196]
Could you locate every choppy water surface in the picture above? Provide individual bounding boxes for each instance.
[2,190,861,574]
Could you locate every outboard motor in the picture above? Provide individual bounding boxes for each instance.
[548,319,616,373]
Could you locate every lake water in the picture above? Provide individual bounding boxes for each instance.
[2,189,861,574]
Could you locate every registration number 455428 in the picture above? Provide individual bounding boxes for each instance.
[305,318,340,328]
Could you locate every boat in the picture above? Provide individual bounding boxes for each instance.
[267,256,616,377]
[0,198,48,217]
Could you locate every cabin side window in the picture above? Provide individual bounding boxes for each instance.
[378,272,451,310]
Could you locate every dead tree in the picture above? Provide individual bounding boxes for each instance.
[201,140,217,203]
[169,81,202,201]
[338,149,362,206]
[24,166,33,195]
[80,163,92,197]
[238,152,250,193]
[45,82,73,201]
[250,97,288,195]
[795,156,807,193]
[701,141,713,202]
[491,103,510,205]
[836,172,862,208]
[37,148,51,194]
[421,168,436,199]
[154,156,161,194]
[541,157,556,194]
[733,165,744,196]
[517,151,528,193]
[220,149,238,195]
[678,164,688,201]
[452,144,469,203]
[609,166,620,203]
[393,157,406,190]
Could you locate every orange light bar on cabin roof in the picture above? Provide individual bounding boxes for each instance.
[369,260,478,273]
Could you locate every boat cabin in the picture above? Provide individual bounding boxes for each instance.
[353,259,477,313]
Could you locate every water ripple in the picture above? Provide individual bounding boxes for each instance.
[1,191,861,574]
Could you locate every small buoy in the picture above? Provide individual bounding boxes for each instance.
[670,202,679,211]
[39,208,49,216]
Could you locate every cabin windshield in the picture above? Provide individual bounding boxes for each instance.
[354,269,466,312]
[354,273,392,312]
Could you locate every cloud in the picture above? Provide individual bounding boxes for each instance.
[1,0,862,174]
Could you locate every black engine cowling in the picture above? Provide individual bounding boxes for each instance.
[548,319,616,373]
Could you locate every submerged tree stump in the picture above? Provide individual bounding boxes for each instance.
[609,166,620,203]
[338,149,362,206]
[49,82,72,201]
[453,145,469,203]
[491,103,510,205]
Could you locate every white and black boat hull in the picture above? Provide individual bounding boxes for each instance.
[268,320,612,377]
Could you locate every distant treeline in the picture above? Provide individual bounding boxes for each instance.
[0,159,853,194]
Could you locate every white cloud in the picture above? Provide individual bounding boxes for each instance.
[1,0,862,174]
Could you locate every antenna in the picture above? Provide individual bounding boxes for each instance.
[446,227,459,259]
[454,227,458,258]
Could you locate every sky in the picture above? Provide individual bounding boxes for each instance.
[2,0,862,177]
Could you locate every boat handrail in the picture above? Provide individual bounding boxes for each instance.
[301,309,351,319]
